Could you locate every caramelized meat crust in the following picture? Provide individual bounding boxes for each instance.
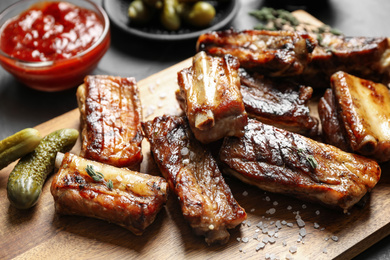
[196,29,315,77]
[177,51,247,143]
[301,33,390,87]
[77,75,143,169]
[51,153,168,235]
[326,71,390,162]
[220,119,381,212]
[318,88,351,152]
[142,115,247,245]
[239,69,318,136]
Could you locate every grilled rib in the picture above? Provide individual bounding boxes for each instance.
[303,33,390,86]
[239,68,318,137]
[319,71,390,162]
[220,119,381,212]
[51,152,168,235]
[318,88,351,152]
[77,75,143,169]
[196,29,315,77]
[176,51,247,144]
[142,115,247,245]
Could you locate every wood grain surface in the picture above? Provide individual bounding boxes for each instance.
[1,11,390,260]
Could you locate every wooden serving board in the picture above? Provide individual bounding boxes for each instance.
[1,11,390,260]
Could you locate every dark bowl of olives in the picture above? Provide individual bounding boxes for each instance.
[103,0,239,41]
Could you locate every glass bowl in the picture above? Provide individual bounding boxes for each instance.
[0,0,111,92]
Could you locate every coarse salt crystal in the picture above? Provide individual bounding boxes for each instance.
[242,237,249,243]
[262,236,269,244]
[289,246,298,254]
[287,206,292,210]
[267,208,276,214]
[296,218,305,227]
[269,237,276,244]
[273,201,278,206]
[314,223,320,229]
[299,228,307,237]
[242,191,248,196]
[265,196,271,201]
[287,223,294,227]
[331,236,339,242]
[159,92,167,99]
[256,242,266,251]
[302,204,307,209]
[315,210,321,215]
[116,175,123,182]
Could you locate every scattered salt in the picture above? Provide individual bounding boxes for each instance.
[299,228,307,237]
[302,204,307,209]
[287,205,292,210]
[267,208,276,214]
[262,236,269,244]
[241,237,249,243]
[287,223,294,227]
[331,236,339,242]
[323,248,328,254]
[265,196,271,202]
[296,218,305,228]
[273,201,278,206]
[269,237,276,244]
[242,191,248,196]
[256,242,266,251]
[159,92,167,99]
[289,246,297,254]
[314,223,320,229]
[315,210,321,215]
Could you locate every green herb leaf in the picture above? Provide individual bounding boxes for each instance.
[85,164,114,190]
[107,179,114,190]
[86,165,104,182]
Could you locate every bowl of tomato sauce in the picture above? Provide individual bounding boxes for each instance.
[0,0,110,91]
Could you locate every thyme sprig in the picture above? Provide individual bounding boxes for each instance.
[249,7,342,37]
[85,165,113,190]
[292,147,318,169]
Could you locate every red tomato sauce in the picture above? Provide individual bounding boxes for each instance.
[0,1,104,62]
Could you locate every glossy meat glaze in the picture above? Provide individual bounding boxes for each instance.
[142,115,247,245]
[51,152,168,235]
[77,75,143,169]
[220,119,381,212]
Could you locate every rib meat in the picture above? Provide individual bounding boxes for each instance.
[196,29,315,77]
[239,68,318,136]
[319,71,390,162]
[301,33,390,87]
[220,119,381,212]
[51,152,168,235]
[176,51,247,143]
[142,115,247,245]
[77,75,143,169]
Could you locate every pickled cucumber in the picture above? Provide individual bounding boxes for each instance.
[0,128,41,170]
[7,128,79,209]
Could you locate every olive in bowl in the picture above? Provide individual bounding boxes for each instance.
[0,0,110,92]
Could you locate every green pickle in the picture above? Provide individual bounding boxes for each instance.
[0,128,41,170]
[7,128,79,209]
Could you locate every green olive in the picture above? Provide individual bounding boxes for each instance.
[182,1,216,27]
[128,0,153,24]
[160,0,181,31]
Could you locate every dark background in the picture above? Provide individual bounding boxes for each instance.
[0,0,389,259]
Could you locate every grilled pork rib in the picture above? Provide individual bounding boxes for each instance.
[319,71,390,162]
[51,152,168,235]
[142,115,247,245]
[196,29,315,77]
[239,69,318,136]
[220,119,381,212]
[176,51,247,144]
[318,88,351,152]
[77,75,143,169]
[302,33,390,86]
